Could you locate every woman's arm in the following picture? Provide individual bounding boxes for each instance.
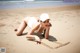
[44,27,50,39]
[44,22,51,39]
[28,24,40,35]
[26,24,41,44]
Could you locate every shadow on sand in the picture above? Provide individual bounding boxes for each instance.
[32,33,57,42]
[18,32,57,42]
[18,32,70,49]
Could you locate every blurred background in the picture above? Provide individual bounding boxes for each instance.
[0,0,80,9]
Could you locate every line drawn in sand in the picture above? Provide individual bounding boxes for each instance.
[41,40,70,49]
[25,33,70,49]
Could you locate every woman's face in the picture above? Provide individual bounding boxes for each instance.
[41,19,51,28]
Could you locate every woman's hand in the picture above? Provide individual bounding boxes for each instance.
[44,23,52,29]
[34,36,41,44]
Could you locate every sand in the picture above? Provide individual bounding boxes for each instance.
[0,5,80,53]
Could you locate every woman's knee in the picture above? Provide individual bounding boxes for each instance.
[21,18,27,26]
[23,18,28,23]
[16,32,22,36]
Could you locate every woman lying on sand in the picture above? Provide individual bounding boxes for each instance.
[14,13,52,44]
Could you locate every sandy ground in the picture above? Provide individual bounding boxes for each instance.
[0,5,80,53]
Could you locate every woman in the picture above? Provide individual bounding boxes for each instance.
[15,13,52,44]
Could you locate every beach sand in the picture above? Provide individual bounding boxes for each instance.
[0,5,80,53]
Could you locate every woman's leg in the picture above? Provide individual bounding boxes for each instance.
[16,19,27,36]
